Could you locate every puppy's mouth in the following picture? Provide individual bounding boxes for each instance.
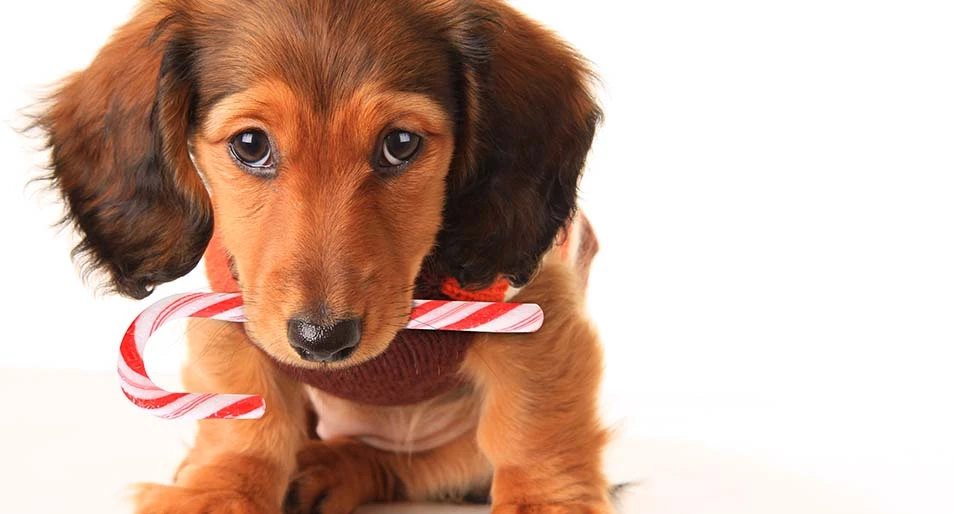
[229,253,425,369]
[240,299,414,371]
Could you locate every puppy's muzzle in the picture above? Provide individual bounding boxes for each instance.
[287,315,362,363]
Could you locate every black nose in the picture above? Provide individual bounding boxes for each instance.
[287,316,362,363]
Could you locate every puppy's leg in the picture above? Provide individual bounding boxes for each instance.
[284,432,492,514]
[136,320,309,514]
[463,262,612,514]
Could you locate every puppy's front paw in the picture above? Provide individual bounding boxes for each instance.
[135,455,285,514]
[283,440,382,514]
[135,483,272,514]
[283,466,353,514]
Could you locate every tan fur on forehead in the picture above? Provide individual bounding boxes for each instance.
[175,0,463,116]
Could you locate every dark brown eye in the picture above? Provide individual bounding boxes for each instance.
[376,130,422,170]
[229,129,274,172]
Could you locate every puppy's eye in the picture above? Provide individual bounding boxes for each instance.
[376,130,422,170]
[229,129,274,171]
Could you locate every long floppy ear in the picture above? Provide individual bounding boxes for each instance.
[36,4,211,299]
[436,2,602,288]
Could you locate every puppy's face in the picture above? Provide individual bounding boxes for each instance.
[188,2,459,367]
[39,0,600,369]
[197,85,453,366]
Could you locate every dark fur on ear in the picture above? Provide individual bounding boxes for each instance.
[435,1,602,288]
[35,4,211,299]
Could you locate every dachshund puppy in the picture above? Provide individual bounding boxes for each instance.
[38,0,608,513]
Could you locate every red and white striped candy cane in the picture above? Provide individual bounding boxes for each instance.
[119,292,543,420]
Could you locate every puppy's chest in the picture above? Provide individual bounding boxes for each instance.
[306,383,482,453]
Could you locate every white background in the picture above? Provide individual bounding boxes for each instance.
[2,1,953,514]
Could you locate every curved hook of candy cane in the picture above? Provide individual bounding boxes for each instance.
[118,292,265,420]
[118,292,544,420]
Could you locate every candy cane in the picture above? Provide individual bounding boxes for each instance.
[119,292,543,420]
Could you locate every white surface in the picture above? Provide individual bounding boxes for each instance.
[3,1,953,514]
[0,370,887,514]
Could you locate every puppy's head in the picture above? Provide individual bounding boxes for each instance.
[39,0,600,368]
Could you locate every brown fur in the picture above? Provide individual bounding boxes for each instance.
[37,1,609,513]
